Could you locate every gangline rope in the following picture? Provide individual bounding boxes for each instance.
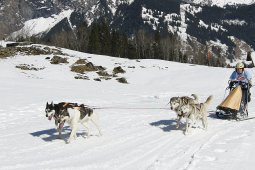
[91,106,170,110]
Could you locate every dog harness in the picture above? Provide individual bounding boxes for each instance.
[79,107,93,119]
[186,103,205,118]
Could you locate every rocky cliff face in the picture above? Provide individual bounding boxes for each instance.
[0,0,62,39]
[183,3,255,58]
[0,0,180,39]
[0,0,254,60]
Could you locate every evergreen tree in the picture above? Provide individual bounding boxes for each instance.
[119,33,129,58]
[111,30,119,57]
[76,22,89,52]
[88,23,101,54]
[247,51,252,61]
[100,21,111,55]
[153,31,162,59]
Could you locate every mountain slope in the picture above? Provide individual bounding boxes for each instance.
[186,0,255,7]
[0,0,254,61]
[182,3,255,60]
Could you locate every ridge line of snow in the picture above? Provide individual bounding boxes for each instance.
[10,9,73,39]
[190,0,255,7]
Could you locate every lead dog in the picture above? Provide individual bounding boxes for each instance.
[169,94,198,128]
[45,102,79,137]
[57,105,102,143]
[45,102,102,143]
[45,102,78,121]
[179,95,213,135]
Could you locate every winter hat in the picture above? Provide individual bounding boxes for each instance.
[235,62,244,69]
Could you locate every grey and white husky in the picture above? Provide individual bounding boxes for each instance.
[179,95,213,135]
[169,94,199,128]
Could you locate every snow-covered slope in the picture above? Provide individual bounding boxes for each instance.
[10,9,73,39]
[190,0,255,7]
[1,45,255,170]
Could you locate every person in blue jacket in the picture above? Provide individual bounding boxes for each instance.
[229,62,252,102]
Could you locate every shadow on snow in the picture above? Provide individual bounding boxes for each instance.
[208,110,219,119]
[29,127,85,142]
[149,119,184,132]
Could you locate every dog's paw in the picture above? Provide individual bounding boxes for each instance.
[184,131,189,135]
[82,134,90,139]
[67,139,72,144]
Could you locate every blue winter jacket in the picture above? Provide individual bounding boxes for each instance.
[229,70,252,84]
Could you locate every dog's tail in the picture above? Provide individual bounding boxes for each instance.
[191,94,198,102]
[204,95,213,108]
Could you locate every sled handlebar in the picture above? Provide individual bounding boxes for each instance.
[228,80,249,90]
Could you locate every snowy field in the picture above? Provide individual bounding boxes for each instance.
[1,45,255,170]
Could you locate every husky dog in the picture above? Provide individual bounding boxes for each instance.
[56,104,102,143]
[179,95,213,135]
[169,94,198,128]
[45,102,80,137]
[45,102,78,121]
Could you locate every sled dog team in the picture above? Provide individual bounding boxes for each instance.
[45,94,213,143]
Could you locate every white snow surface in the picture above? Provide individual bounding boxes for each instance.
[0,40,15,47]
[199,20,209,29]
[142,7,160,30]
[191,0,255,7]
[178,4,202,42]
[1,45,255,170]
[10,9,73,39]
[222,19,248,26]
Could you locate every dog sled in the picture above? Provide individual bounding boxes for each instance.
[216,81,250,120]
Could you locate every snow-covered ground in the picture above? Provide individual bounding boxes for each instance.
[10,9,73,39]
[191,0,255,7]
[1,45,255,170]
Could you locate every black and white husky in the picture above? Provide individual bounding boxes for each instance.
[45,102,102,143]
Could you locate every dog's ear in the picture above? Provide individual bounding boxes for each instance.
[51,101,53,106]
[46,102,48,106]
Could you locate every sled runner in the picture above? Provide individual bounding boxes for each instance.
[216,81,250,120]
